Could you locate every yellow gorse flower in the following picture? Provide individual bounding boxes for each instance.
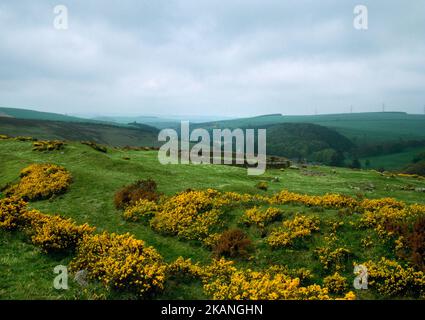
[70,232,167,297]
[267,214,320,248]
[5,163,72,200]
[123,199,158,222]
[364,258,425,298]
[243,206,282,228]
[323,272,348,294]
[0,196,28,230]
[150,189,226,240]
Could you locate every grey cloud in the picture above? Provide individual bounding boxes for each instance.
[0,0,424,116]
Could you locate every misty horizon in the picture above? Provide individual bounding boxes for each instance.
[2,105,424,121]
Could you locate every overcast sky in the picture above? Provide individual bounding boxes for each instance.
[0,0,424,117]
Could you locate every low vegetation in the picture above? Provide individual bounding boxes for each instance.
[1,138,425,300]
[4,164,72,201]
[114,179,160,209]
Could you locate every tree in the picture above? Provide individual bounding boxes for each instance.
[350,158,362,169]
[329,151,345,167]
[365,159,371,168]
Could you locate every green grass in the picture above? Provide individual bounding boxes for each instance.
[1,139,425,300]
[360,147,425,171]
[0,117,159,147]
[0,107,93,123]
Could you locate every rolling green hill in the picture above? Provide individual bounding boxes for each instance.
[195,112,425,143]
[2,107,425,170]
[0,107,92,123]
[263,123,354,164]
[4,108,425,143]
[1,139,425,299]
[0,117,159,147]
[93,115,235,130]
[93,115,180,129]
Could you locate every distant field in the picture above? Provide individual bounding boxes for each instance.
[359,147,425,171]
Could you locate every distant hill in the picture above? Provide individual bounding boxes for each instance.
[0,107,93,123]
[194,112,425,143]
[92,115,234,129]
[186,121,353,165]
[3,107,425,169]
[265,123,354,162]
[93,116,179,129]
[0,117,159,147]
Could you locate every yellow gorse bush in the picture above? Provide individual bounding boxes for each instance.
[202,233,222,248]
[1,196,166,296]
[270,190,358,209]
[0,196,28,230]
[204,270,325,300]
[360,198,404,212]
[268,190,419,214]
[360,205,425,238]
[259,265,313,284]
[267,214,320,248]
[201,258,355,300]
[26,211,95,253]
[6,163,72,200]
[323,272,348,294]
[0,197,94,252]
[70,232,167,297]
[408,203,425,216]
[168,257,204,279]
[243,206,282,228]
[167,257,352,300]
[150,189,226,240]
[364,258,425,298]
[219,191,269,205]
[315,246,351,272]
[123,199,158,222]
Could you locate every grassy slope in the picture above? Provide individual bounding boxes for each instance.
[0,107,92,122]
[0,118,159,147]
[1,140,425,299]
[360,147,425,170]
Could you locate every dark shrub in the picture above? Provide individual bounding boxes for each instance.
[213,228,253,258]
[114,179,159,209]
[408,216,425,270]
[384,215,425,271]
[349,158,361,169]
